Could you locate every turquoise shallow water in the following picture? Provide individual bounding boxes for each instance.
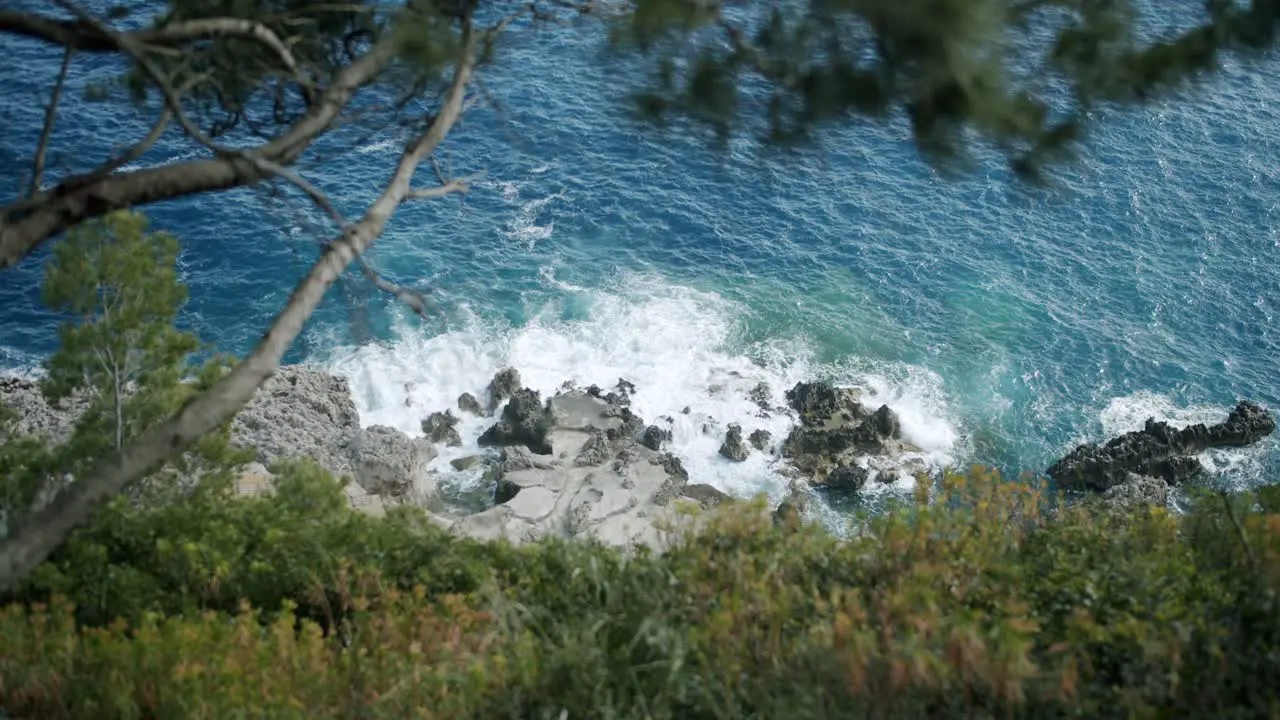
[3,9,1279,510]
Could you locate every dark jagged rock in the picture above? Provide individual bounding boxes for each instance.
[781,390,908,491]
[478,388,554,455]
[457,392,484,416]
[422,410,462,447]
[785,381,866,427]
[819,465,869,494]
[749,382,772,411]
[1048,400,1275,491]
[682,483,730,508]
[486,368,522,414]
[748,428,772,452]
[640,424,671,451]
[719,424,750,461]
[869,404,902,439]
[615,378,637,397]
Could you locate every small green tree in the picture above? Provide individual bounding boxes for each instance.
[1,212,249,543]
[40,210,198,459]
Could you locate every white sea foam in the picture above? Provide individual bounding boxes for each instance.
[320,274,965,507]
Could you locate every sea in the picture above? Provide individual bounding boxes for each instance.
[2,5,1278,519]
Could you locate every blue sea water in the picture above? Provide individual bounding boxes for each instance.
[3,8,1279,513]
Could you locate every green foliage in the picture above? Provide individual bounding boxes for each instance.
[1,212,249,536]
[42,210,198,457]
[2,468,1278,718]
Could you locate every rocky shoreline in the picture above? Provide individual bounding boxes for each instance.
[2,368,1276,547]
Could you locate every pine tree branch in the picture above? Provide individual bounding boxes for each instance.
[0,27,401,269]
[29,47,74,200]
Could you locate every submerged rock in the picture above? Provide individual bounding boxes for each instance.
[748,428,772,452]
[1048,400,1276,491]
[748,382,773,411]
[422,410,462,447]
[457,392,484,416]
[719,424,750,462]
[450,455,485,472]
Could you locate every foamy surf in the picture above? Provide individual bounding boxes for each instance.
[319,274,965,510]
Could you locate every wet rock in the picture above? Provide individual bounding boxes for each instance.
[486,368,522,413]
[450,455,484,471]
[1048,400,1276,491]
[875,469,899,485]
[820,465,869,494]
[457,392,484,416]
[780,389,906,491]
[353,425,437,498]
[682,483,731,508]
[640,424,671,451]
[719,424,751,462]
[422,410,462,447]
[748,382,772,410]
[478,387,554,454]
[748,428,772,452]
[869,404,902,439]
[785,381,865,427]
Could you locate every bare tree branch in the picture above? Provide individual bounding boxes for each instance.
[29,47,74,199]
[0,26,477,594]
[0,33,401,269]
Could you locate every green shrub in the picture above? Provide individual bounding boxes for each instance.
[3,467,1279,719]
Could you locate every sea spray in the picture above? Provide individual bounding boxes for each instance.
[321,274,966,510]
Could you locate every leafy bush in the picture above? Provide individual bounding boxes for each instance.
[2,467,1278,719]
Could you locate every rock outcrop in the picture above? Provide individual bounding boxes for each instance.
[486,368,522,414]
[449,379,712,547]
[1048,401,1276,492]
[779,381,919,491]
[748,429,772,452]
[478,388,554,454]
[232,367,363,477]
[719,424,750,461]
[0,376,87,443]
[457,392,485,417]
[422,410,463,447]
[352,425,437,499]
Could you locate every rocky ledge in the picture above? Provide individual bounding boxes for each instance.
[1047,400,1276,503]
[2,366,926,546]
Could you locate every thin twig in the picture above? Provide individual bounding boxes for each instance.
[29,47,74,199]
[1220,490,1258,570]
